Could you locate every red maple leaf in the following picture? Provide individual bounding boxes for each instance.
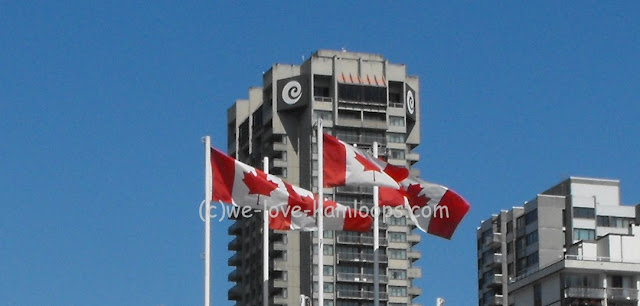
[403,184,430,209]
[242,170,278,197]
[285,183,315,215]
[354,153,379,172]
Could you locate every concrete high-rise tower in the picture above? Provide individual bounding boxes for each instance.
[227,50,423,306]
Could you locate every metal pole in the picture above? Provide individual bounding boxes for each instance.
[203,136,212,306]
[263,157,270,306]
[373,142,380,306]
[317,119,324,306]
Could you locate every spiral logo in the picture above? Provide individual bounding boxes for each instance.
[282,80,302,105]
[406,90,415,115]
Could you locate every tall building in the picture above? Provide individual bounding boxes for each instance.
[227,50,423,306]
[477,177,640,306]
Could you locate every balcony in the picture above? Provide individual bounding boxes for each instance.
[337,252,388,263]
[228,253,241,266]
[407,233,420,246]
[407,267,422,278]
[336,234,387,246]
[607,288,639,301]
[486,294,504,306]
[228,237,242,251]
[484,232,501,248]
[563,287,605,299]
[335,185,374,194]
[336,290,388,300]
[315,96,333,103]
[487,273,503,288]
[228,270,241,282]
[228,284,242,300]
[408,287,422,296]
[228,222,242,235]
[336,272,388,283]
[486,253,503,267]
[408,251,421,262]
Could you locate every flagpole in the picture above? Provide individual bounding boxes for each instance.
[372,141,380,306]
[317,119,324,306]
[263,157,270,306]
[203,136,212,306]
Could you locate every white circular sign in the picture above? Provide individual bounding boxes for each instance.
[282,81,302,105]
[406,90,415,114]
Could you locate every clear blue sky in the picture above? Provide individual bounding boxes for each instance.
[1,2,639,305]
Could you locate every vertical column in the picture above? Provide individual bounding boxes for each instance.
[602,273,608,306]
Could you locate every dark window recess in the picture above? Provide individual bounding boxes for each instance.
[573,207,595,219]
[388,81,403,104]
[338,84,386,104]
[525,209,538,225]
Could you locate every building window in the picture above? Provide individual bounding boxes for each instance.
[324,282,334,293]
[389,249,407,260]
[533,283,541,306]
[527,251,539,268]
[389,286,407,297]
[386,132,405,143]
[389,116,405,127]
[507,220,513,234]
[389,149,405,159]
[526,230,539,246]
[324,245,334,255]
[324,265,333,276]
[573,228,596,241]
[389,269,407,280]
[525,209,538,225]
[389,232,407,242]
[597,216,632,228]
[516,215,525,232]
[573,207,595,219]
[388,216,406,226]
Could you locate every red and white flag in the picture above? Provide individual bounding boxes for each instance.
[379,177,470,239]
[210,148,289,210]
[211,148,372,232]
[323,133,400,189]
[269,183,372,232]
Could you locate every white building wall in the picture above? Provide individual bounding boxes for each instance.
[571,182,620,206]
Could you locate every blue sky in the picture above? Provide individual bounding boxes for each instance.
[1,2,639,305]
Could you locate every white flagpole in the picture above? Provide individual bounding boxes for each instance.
[372,142,380,306]
[203,136,212,306]
[317,119,324,306]
[263,157,270,306]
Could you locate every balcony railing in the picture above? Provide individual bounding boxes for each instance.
[336,272,388,283]
[336,290,388,300]
[336,234,387,246]
[565,254,640,264]
[487,273,503,288]
[486,294,504,306]
[607,288,639,301]
[484,232,501,248]
[337,252,388,263]
[314,96,333,103]
[563,287,606,299]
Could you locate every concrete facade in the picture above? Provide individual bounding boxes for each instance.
[228,50,422,306]
[477,177,640,306]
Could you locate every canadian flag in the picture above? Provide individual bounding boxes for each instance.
[269,183,372,232]
[211,148,372,232]
[210,148,289,210]
[323,133,400,188]
[379,177,470,239]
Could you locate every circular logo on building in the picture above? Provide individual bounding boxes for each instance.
[282,80,302,105]
[406,90,415,115]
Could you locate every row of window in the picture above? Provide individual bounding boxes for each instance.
[313,111,406,127]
